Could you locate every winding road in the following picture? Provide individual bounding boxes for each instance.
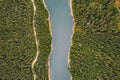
[31,0,39,80]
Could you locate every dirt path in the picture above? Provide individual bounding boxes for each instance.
[31,0,39,80]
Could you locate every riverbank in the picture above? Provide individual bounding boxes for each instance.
[68,0,75,80]
[70,0,120,80]
[42,0,52,80]
[33,0,51,80]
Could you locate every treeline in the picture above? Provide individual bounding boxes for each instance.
[70,0,120,80]
[0,0,51,80]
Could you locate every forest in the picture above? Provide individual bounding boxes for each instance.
[70,0,120,80]
[34,0,51,80]
[0,0,51,80]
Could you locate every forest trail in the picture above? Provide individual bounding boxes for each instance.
[31,0,39,80]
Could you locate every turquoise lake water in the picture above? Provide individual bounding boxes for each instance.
[45,0,73,80]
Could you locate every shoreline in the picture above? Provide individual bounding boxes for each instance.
[68,0,75,80]
[43,0,75,80]
[42,0,52,80]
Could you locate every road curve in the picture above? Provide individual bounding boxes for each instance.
[31,0,39,80]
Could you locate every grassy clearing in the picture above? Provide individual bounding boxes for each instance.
[70,0,120,80]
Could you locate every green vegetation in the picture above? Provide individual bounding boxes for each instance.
[70,0,120,80]
[0,0,51,80]
[34,0,51,80]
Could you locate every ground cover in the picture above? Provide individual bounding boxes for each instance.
[70,0,120,80]
[0,0,51,79]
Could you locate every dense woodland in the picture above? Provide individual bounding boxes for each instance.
[34,0,51,80]
[70,0,120,80]
[0,0,51,80]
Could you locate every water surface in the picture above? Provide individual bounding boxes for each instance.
[45,0,73,80]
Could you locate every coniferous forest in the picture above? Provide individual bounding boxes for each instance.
[70,0,120,80]
[1,0,120,80]
[0,0,51,80]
